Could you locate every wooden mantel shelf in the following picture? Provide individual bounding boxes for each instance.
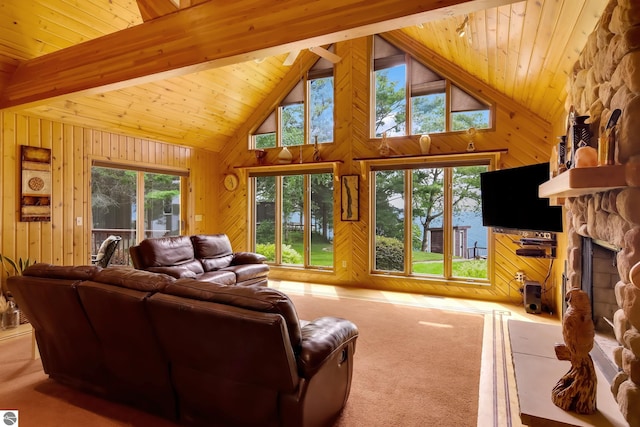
[539,165,627,200]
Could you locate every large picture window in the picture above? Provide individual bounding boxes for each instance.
[373,35,491,138]
[372,160,489,282]
[252,172,334,269]
[91,164,183,265]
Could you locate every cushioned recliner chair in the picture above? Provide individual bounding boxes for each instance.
[129,234,269,286]
[7,263,358,427]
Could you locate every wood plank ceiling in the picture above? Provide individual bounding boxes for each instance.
[0,0,608,152]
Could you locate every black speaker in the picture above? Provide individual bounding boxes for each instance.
[524,281,542,314]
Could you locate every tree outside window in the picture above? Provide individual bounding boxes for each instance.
[91,166,181,265]
[253,173,333,269]
[252,56,335,148]
[373,164,488,280]
[373,35,491,138]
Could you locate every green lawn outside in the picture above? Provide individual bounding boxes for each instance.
[282,235,487,278]
[412,259,487,278]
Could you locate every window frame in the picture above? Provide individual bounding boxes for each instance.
[371,34,494,139]
[364,152,499,285]
[90,160,187,246]
[247,164,338,270]
[251,61,336,149]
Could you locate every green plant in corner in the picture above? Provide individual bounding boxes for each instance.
[0,254,36,321]
[0,254,36,277]
[0,254,36,296]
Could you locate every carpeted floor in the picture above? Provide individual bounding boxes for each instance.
[0,292,484,427]
[288,293,485,427]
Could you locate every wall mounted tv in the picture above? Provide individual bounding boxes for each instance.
[480,163,563,234]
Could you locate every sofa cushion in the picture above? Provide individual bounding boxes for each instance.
[23,263,100,280]
[191,234,233,271]
[93,267,175,292]
[231,251,267,265]
[197,270,237,286]
[163,279,302,351]
[221,264,269,283]
[139,236,203,274]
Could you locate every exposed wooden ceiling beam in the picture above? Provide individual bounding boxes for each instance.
[136,0,179,22]
[0,0,516,110]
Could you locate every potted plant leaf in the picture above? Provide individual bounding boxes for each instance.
[0,254,36,325]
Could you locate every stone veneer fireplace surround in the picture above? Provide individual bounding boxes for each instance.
[548,0,640,424]
[563,190,640,424]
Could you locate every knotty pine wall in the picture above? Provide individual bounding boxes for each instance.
[0,111,218,287]
[219,35,563,310]
[0,35,564,311]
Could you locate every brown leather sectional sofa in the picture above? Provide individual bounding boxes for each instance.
[129,234,269,287]
[7,264,358,427]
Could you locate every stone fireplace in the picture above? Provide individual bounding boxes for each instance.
[563,0,640,425]
[582,237,620,335]
[564,191,640,424]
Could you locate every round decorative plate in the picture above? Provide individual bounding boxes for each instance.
[28,176,45,191]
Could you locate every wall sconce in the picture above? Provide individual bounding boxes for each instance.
[466,127,476,152]
[456,15,469,38]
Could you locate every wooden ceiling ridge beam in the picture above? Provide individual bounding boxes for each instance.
[0,0,516,111]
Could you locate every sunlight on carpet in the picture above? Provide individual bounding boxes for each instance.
[288,292,485,427]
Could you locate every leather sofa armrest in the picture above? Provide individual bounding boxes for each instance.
[297,317,358,378]
[146,266,197,279]
[231,251,267,265]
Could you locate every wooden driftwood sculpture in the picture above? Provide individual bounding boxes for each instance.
[552,288,597,414]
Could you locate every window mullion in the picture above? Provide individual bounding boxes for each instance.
[443,167,453,278]
[404,169,412,275]
[304,78,310,146]
[277,107,283,148]
[275,176,283,264]
[303,174,310,267]
[136,171,145,243]
[445,80,452,132]
[405,53,412,137]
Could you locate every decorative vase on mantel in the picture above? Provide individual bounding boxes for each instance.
[419,134,431,154]
[277,146,293,164]
[378,132,390,157]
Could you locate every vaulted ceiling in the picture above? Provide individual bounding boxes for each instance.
[0,0,608,152]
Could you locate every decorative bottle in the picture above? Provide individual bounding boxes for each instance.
[2,299,20,330]
[313,135,322,162]
[569,115,590,168]
[378,132,390,157]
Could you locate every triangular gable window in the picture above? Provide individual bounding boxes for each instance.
[373,35,492,137]
[251,54,335,149]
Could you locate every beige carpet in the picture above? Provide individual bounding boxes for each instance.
[0,293,484,427]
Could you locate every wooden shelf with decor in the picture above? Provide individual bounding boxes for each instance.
[539,165,627,205]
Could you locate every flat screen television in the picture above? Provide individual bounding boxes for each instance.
[480,163,563,234]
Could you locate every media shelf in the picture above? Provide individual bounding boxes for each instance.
[495,229,558,258]
[514,238,557,258]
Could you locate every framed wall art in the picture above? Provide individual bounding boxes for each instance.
[20,145,52,222]
[341,175,359,221]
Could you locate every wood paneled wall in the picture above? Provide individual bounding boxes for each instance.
[218,35,561,310]
[0,111,217,283]
[0,34,563,311]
